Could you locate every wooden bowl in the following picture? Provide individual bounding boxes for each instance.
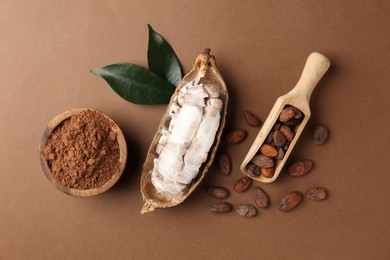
[39,108,127,197]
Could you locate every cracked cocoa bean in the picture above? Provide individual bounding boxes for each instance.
[234,204,257,218]
[307,187,327,201]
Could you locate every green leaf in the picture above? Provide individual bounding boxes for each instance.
[147,24,182,86]
[91,63,176,105]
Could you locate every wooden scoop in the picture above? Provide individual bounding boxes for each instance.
[240,52,330,183]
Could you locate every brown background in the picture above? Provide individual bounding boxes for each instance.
[1,1,389,259]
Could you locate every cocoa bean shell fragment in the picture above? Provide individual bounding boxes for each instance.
[207,186,229,199]
[210,202,232,213]
[307,187,327,201]
[234,204,257,218]
[279,191,303,212]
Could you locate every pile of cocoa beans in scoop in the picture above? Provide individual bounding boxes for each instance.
[206,110,330,218]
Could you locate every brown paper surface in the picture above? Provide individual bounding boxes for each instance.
[1,1,389,259]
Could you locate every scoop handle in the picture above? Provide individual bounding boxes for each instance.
[294,52,330,101]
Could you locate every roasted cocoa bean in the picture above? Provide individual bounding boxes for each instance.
[261,167,275,178]
[210,202,232,213]
[218,152,231,176]
[280,125,294,141]
[226,129,247,144]
[234,204,257,218]
[284,117,303,126]
[233,176,252,192]
[288,159,314,177]
[244,111,261,127]
[273,122,281,130]
[253,187,270,208]
[251,154,274,168]
[307,187,327,201]
[247,162,260,177]
[265,130,274,144]
[273,130,286,147]
[279,106,296,122]
[313,124,329,145]
[276,147,285,160]
[260,144,278,157]
[207,186,229,199]
[279,191,303,212]
[282,142,290,152]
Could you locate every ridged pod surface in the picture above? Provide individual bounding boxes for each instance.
[141,50,228,214]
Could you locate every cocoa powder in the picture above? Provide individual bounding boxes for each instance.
[42,110,120,190]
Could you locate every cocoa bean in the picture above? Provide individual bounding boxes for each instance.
[226,129,247,144]
[276,147,285,160]
[265,130,274,144]
[233,176,252,192]
[273,122,281,130]
[251,154,274,168]
[279,191,303,212]
[218,152,231,176]
[261,167,275,178]
[284,117,303,126]
[307,187,327,201]
[253,187,270,208]
[234,204,257,218]
[273,130,286,147]
[210,202,232,213]
[247,162,260,177]
[260,144,278,157]
[279,106,296,122]
[313,124,329,145]
[282,142,290,152]
[244,111,261,127]
[207,186,229,199]
[280,125,294,141]
[288,159,314,177]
